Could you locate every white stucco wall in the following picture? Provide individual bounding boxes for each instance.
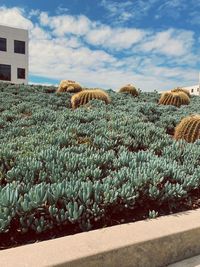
[182,85,200,96]
[159,84,200,96]
[0,24,28,84]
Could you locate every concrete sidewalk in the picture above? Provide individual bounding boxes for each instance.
[168,255,200,267]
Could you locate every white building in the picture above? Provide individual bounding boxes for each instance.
[182,84,200,96]
[0,24,28,84]
[159,77,200,96]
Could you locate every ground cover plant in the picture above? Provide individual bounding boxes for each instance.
[0,82,200,249]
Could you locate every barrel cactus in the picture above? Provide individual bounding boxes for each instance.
[57,80,83,93]
[174,114,200,143]
[158,92,182,107]
[177,92,190,105]
[71,89,111,109]
[119,84,139,97]
[171,87,190,98]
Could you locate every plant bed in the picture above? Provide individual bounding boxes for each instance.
[1,209,200,267]
[0,82,200,250]
[1,191,200,250]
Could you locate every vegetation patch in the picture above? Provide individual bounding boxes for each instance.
[0,82,200,249]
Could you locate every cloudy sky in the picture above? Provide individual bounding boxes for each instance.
[0,0,200,91]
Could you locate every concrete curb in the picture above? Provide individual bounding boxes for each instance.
[1,209,200,267]
[168,254,200,267]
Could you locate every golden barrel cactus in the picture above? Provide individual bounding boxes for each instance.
[177,92,190,105]
[174,115,200,143]
[119,84,139,97]
[158,92,182,107]
[57,80,83,93]
[71,89,111,109]
[171,87,191,98]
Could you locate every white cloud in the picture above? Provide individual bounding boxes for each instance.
[28,9,41,18]
[29,39,116,74]
[100,0,159,24]
[40,12,91,36]
[141,29,194,56]
[30,25,51,40]
[0,6,199,91]
[53,36,82,48]
[56,5,69,15]
[39,12,145,50]
[86,26,145,50]
[100,0,133,23]
[0,6,33,29]
[156,0,187,19]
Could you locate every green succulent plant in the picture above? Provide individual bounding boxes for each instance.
[0,81,200,236]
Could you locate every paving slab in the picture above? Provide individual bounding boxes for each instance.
[168,255,200,267]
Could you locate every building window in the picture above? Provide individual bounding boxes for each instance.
[14,40,25,54]
[17,68,25,79]
[191,89,194,93]
[0,64,11,81]
[0,37,7,51]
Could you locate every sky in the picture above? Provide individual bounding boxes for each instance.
[0,0,199,91]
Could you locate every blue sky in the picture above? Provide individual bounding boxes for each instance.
[0,0,199,91]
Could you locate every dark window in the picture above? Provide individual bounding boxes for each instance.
[17,68,25,79]
[14,40,25,54]
[0,64,11,81]
[0,37,7,51]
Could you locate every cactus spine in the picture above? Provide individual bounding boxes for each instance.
[119,84,139,97]
[171,87,191,98]
[57,80,83,93]
[158,92,182,107]
[174,114,200,143]
[71,89,111,109]
[177,92,190,105]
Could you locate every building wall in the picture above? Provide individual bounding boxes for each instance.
[182,85,200,96]
[159,84,200,96]
[0,25,28,84]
